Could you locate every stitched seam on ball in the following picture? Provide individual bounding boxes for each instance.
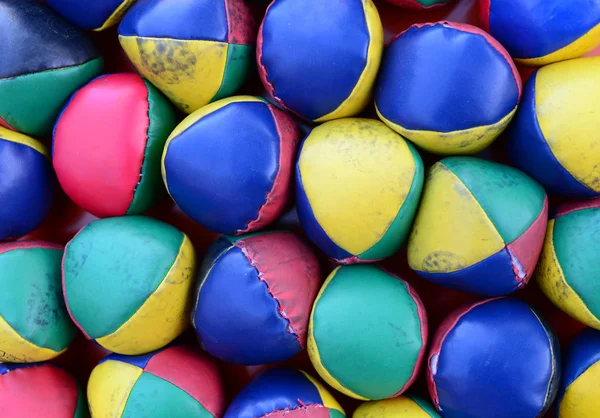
[261,402,325,417]
[236,241,302,346]
[529,307,557,407]
[0,57,101,81]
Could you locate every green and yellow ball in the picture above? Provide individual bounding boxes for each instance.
[354,395,440,417]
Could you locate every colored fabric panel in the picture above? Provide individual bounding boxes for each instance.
[0,0,100,79]
[104,351,156,370]
[127,81,178,215]
[0,58,103,138]
[224,369,322,418]
[556,198,600,217]
[407,163,505,273]
[311,265,424,400]
[561,329,600,398]
[163,100,281,234]
[212,44,255,102]
[264,408,330,418]
[88,360,143,418]
[259,0,372,120]
[224,0,257,45]
[74,381,87,418]
[119,0,229,41]
[433,299,557,418]
[488,0,600,59]
[553,207,600,318]
[0,315,62,362]
[194,246,301,364]
[411,395,441,417]
[441,157,546,244]
[507,71,597,198]
[63,217,183,339]
[354,396,440,418]
[46,0,128,30]
[390,0,448,7]
[560,362,600,418]
[122,372,213,418]
[300,371,345,414]
[0,128,47,157]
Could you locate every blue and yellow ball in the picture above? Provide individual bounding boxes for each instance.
[46,0,136,31]
[296,118,424,264]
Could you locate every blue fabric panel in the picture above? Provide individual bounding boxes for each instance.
[260,0,370,120]
[224,368,322,418]
[488,0,600,59]
[507,71,598,198]
[46,0,126,30]
[434,298,558,418]
[100,350,157,370]
[192,247,301,365]
[163,101,280,234]
[118,0,228,42]
[376,23,519,132]
[0,362,46,375]
[0,140,54,240]
[0,0,100,78]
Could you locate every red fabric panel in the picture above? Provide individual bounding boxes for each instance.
[479,0,491,32]
[0,240,62,255]
[0,116,14,131]
[263,405,331,418]
[224,0,257,45]
[385,0,448,10]
[53,73,149,218]
[555,197,600,218]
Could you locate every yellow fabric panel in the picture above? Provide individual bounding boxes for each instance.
[376,105,516,156]
[96,235,196,354]
[407,162,504,272]
[300,370,346,415]
[353,397,431,418]
[559,362,600,418]
[298,118,416,255]
[0,126,48,157]
[536,220,600,329]
[308,267,367,401]
[0,315,62,363]
[119,35,228,113]
[517,23,600,66]
[97,0,137,31]
[535,57,600,192]
[88,360,143,418]
[315,0,383,122]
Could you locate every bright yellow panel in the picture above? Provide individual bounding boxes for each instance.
[88,360,143,418]
[0,127,48,157]
[0,315,62,363]
[559,361,600,418]
[353,397,431,418]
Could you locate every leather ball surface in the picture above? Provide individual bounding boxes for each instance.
[0,0,103,137]
[62,216,196,355]
[408,157,548,296]
[481,0,600,66]
[53,73,178,218]
[257,0,383,122]
[427,298,559,418]
[353,395,440,418]
[0,127,54,240]
[375,22,521,155]
[46,0,136,31]
[192,231,321,365]
[308,265,427,400]
[118,0,257,114]
[162,96,300,235]
[0,241,76,363]
[508,57,600,198]
[296,118,424,264]
[88,344,224,418]
[225,368,346,418]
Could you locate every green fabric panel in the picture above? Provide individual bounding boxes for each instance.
[127,81,178,215]
[63,216,183,338]
[359,141,424,260]
[0,248,76,352]
[73,380,87,418]
[410,395,441,417]
[0,57,103,138]
[330,410,346,418]
[313,265,424,400]
[441,157,546,244]
[419,0,448,6]
[211,44,255,102]
[122,372,213,418]
[553,208,600,317]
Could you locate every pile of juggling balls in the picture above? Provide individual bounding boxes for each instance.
[2,0,600,417]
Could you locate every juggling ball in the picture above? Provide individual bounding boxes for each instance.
[62,216,196,355]
[53,73,178,218]
[428,298,559,418]
[88,344,224,418]
[46,0,137,31]
[296,118,424,264]
[375,22,521,155]
[162,96,300,235]
[408,157,548,296]
[258,0,383,122]
[0,241,76,363]
[118,0,257,113]
[0,363,86,418]
[308,265,427,400]
[536,199,600,330]
[0,0,103,138]
[225,368,346,418]
[354,395,440,418]
[481,0,600,66]
[508,57,600,198]
[0,127,54,240]
[557,328,600,418]
[192,231,320,365]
